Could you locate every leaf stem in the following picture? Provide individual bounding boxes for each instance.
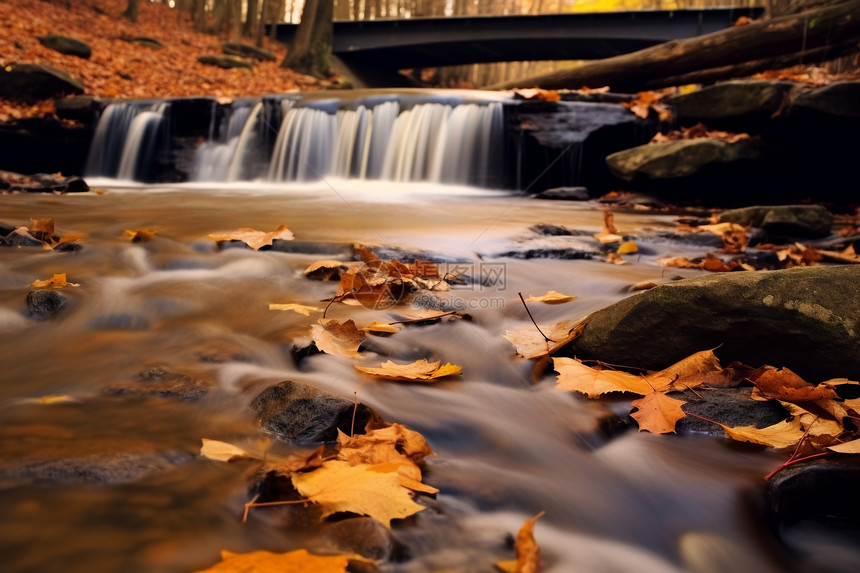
[517,292,552,343]
[764,452,830,482]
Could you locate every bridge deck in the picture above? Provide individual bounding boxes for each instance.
[273,9,763,69]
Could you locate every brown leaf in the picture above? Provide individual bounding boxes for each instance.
[524,291,577,304]
[828,437,860,454]
[630,392,687,434]
[355,359,461,382]
[123,228,158,242]
[644,349,723,392]
[304,260,347,281]
[554,357,653,398]
[311,319,366,358]
[752,367,839,402]
[28,217,55,242]
[503,320,583,360]
[208,224,294,250]
[516,510,545,573]
[594,209,623,243]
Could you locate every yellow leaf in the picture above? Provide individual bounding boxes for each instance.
[311,319,366,359]
[37,394,75,404]
[269,303,322,316]
[827,438,860,454]
[200,438,257,462]
[498,510,545,573]
[524,291,577,304]
[291,460,426,528]
[360,321,399,334]
[208,224,294,250]
[721,418,805,449]
[355,359,461,382]
[123,228,157,242]
[30,273,79,288]
[617,241,638,254]
[554,357,653,398]
[192,548,368,573]
[630,392,687,434]
[337,424,434,474]
[645,349,723,392]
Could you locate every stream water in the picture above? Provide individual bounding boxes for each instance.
[1,178,806,573]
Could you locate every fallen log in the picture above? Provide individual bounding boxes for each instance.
[490,0,860,92]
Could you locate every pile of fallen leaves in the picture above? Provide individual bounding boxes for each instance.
[650,121,752,144]
[0,0,321,121]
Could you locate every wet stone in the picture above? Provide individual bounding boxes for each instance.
[251,380,377,444]
[103,367,211,401]
[0,452,192,485]
[319,516,399,561]
[4,228,44,247]
[673,387,789,437]
[531,186,591,201]
[53,241,83,253]
[26,290,68,320]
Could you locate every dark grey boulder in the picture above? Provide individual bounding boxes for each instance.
[0,63,84,102]
[719,205,833,239]
[532,186,591,201]
[27,290,69,320]
[767,458,860,523]
[4,228,44,247]
[665,80,800,123]
[221,42,275,61]
[565,265,860,382]
[320,516,399,560]
[197,55,253,70]
[251,380,377,444]
[606,139,762,182]
[790,81,860,119]
[674,387,788,437]
[37,35,91,59]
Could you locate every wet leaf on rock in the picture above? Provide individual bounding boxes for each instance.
[208,224,294,250]
[355,359,461,382]
[30,272,79,288]
[311,319,366,359]
[630,392,688,434]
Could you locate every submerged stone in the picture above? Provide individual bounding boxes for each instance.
[27,290,69,320]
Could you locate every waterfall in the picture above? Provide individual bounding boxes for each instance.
[87,96,505,188]
[85,102,167,180]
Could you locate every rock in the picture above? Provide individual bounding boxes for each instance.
[766,458,860,523]
[221,42,275,61]
[320,516,399,560]
[53,241,83,253]
[122,36,164,50]
[0,170,89,194]
[531,186,591,201]
[674,387,788,437]
[197,55,253,70]
[26,290,69,320]
[4,227,44,247]
[719,205,833,239]
[251,381,378,444]
[565,265,860,382]
[37,34,91,59]
[665,80,799,124]
[0,63,84,102]
[606,139,762,182]
[0,452,191,485]
[790,81,860,119]
[103,367,211,400]
[489,235,602,260]
[53,95,100,123]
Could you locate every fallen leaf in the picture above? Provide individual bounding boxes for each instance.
[721,418,805,449]
[28,217,55,242]
[819,244,860,264]
[123,228,157,242]
[630,281,659,291]
[269,303,322,316]
[554,357,653,398]
[208,224,294,250]
[337,425,436,488]
[30,273,79,288]
[752,367,839,402]
[617,241,638,254]
[594,210,623,243]
[304,260,346,280]
[503,320,582,360]
[192,548,368,573]
[645,349,723,392]
[827,438,860,454]
[311,319,366,359]
[200,438,257,462]
[355,359,461,382]
[291,460,427,528]
[524,291,577,304]
[507,510,545,573]
[37,394,75,404]
[605,252,627,265]
[360,321,399,334]
[630,392,688,434]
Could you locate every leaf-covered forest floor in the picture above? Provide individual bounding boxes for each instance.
[0,0,325,121]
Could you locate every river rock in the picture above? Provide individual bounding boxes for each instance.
[251,380,378,444]
[197,55,253,70]
[565,265,860,382]
[221,42,275,61]
[37,34,92,59]
[767,458,860,523]
[26,290,69,320]
[718,205,833,239]
[789,81,860,119]
[673,387,788,437]
[122,36,164,50]
[531,186,591,201]
[0,63,84,102]
[606,139,762,182]
[3,227,44,247]
[665,80,799,124]
[103,367,211,400]
[320,516,399,560]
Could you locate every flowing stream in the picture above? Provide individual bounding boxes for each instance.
[0,179,803,573]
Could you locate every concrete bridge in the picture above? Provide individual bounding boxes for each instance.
[273,8,763,73]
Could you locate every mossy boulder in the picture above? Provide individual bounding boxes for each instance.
[566,266,860,381]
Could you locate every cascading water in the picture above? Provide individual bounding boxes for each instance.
[85,102,168,181]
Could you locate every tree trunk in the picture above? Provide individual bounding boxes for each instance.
[123,0,140,23]
[490,0,860,92]
[280,0,333,78]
